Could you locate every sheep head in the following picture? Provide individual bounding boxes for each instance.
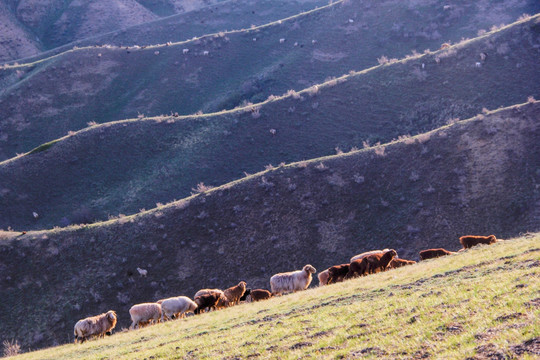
[303,264,316,274]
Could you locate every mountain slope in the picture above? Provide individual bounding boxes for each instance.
[0,101,538,350]
[6,234,540,359]
[0,2,42,62]
[0,0,232,60]
[1,1,538,160]
[1,16,539,230]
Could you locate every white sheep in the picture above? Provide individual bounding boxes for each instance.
[137,267,147,277]
[183,48,189,54]
[129,303,161,329]
[270,264,316,295]
[74,310,117,343]
[203,50,209,56]
[350,249,390,263]
[159,296,197,321]
[279,38,285,44]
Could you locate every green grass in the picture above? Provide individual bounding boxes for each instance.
[13,235,540,359]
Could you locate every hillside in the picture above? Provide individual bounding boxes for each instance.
[0,0,231,61]
[1,16,539,231]
[5,234,540,358]
[1,1,538,161]
[0,101,539,350]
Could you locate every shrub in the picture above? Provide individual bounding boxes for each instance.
[3,339,21,357]
[377,56,389,65]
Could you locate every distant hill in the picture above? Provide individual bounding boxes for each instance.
[0,101,538,350]
[0,0,233,61]
[1,15,539,231]
[1,1,538,160]
[0,1,43,62]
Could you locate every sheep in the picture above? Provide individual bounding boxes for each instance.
[136,267,147,277]
[183,48,189,54]
[459,235,497,249]
[74,310,117,343]
[347,250,398,278]
[419,248,456,260]
[279,38,285,44]
[270,264,316,296]
[203,50,209,56]
[365,249,398,273]
[223,281,247,306]
[239,288,251,302]
[250,289,272,302]
[388,258,416,269]
[194,293,221,314]
[345,258,370,279]
[129,303,161,330]
[350,249,390,263]
[327,264,350,284]
[194,289,229,309]
[159,296,198,321]
[318,269,329,286]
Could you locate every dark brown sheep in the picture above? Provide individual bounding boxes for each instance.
[419,248,456,260]
[194,293,221,314]
[363,249,398,274]
[345,258,370,279]
[250,289,272,302]
[459,235,497,249]
[327,264,350,284]
[388,258,416,269]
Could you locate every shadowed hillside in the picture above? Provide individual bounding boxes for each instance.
[1,1,538,160]
[0,101,538,350]
[1,16,539,230]
[0,0,232,61]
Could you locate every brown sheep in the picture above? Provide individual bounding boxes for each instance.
[345,258,370,279]
[388,258,416,269]
[194,293,221,314]
[223,281,247,306]
[327,264,350,284]
[364,249,398,274]
[74,310,117,343]
[459,235,497,249]
[419,248,456,260]
[250,289,272,302]
[194,289,229,309]
[318,269,329,286]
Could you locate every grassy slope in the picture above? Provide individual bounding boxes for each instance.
[9,234,540,359]
[1,16,539,230]
[0,101,538,350]
[1,1,538,160]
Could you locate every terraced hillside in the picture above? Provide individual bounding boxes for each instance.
[1,1,538,161]
[1,101,539,350]
[1,15,539,231]
[0,0,233,61]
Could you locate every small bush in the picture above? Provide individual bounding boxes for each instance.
[3,339,21,357]
[192,182,214,194]
[377,56,389,65]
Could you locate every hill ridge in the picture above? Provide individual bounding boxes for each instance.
[0,0,342,69]
[1,98,537,234]
[1,13,537,169]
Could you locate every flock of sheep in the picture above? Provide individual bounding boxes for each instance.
[73,234,499,343]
